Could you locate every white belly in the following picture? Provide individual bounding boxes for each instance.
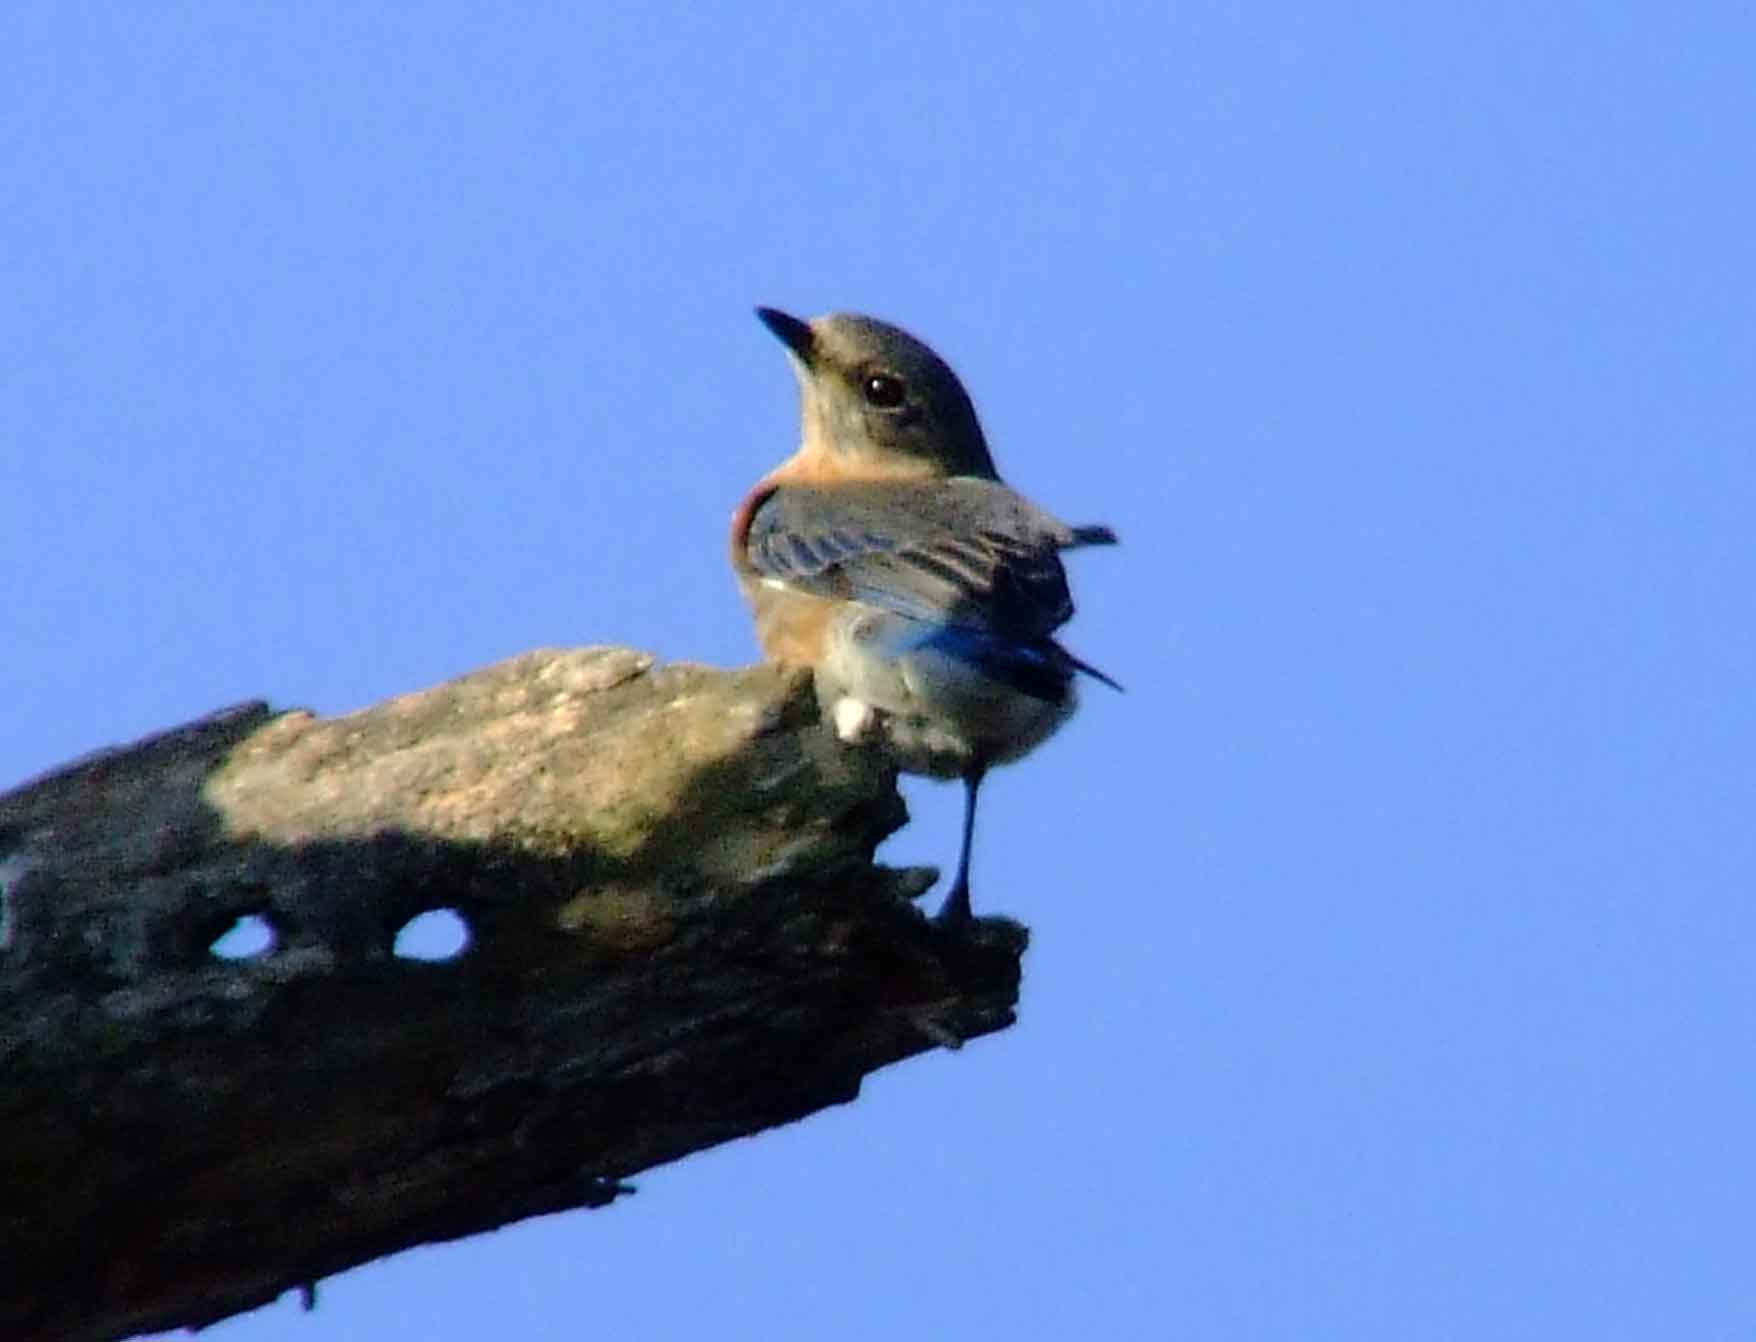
[816,605,1075,779]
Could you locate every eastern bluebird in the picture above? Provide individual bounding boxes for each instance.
[731,308,1117,923]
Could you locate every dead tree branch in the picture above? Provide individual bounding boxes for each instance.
[0,648,1024,1341]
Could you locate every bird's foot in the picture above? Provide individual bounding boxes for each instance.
[934,878,973,927]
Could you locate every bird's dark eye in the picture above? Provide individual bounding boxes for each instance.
[861,373,906,408]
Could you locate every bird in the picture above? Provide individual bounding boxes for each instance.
[731,307,1117,923]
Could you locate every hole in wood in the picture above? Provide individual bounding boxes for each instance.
[392,907,471,961]
[209,913,276,960]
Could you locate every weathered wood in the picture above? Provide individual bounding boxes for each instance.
[0,648,1025,1342]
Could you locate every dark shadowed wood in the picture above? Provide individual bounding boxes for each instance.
[0,648,1025,1342]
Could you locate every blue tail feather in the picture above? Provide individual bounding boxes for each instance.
[876,620,1119,703]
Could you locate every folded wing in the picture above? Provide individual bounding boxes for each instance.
[745,477,1114,642]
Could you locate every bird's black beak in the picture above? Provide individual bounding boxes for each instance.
[755,307,815,367]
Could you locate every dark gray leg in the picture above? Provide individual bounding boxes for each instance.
[936,768,984,924]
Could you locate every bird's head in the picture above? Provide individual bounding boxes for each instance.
[757,307,999,480]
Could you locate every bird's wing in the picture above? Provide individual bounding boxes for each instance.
[745,477,1101,639]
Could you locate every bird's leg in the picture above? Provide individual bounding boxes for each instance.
[936,767,985,925]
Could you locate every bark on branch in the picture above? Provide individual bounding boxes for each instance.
[0,648,1025,1342]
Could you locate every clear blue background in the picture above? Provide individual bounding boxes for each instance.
[5,5,1753,1339]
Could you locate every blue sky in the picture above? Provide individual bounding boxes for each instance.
[5,5,1754,1339]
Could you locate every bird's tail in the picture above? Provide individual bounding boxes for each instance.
[1054,526,1119,690]
[1056,642,1124,693]
[1066,523,1118,549]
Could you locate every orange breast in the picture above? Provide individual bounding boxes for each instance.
[742,578,840,667]
[729,446,937,668]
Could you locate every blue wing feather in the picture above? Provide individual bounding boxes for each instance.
[746,478,1101,640]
